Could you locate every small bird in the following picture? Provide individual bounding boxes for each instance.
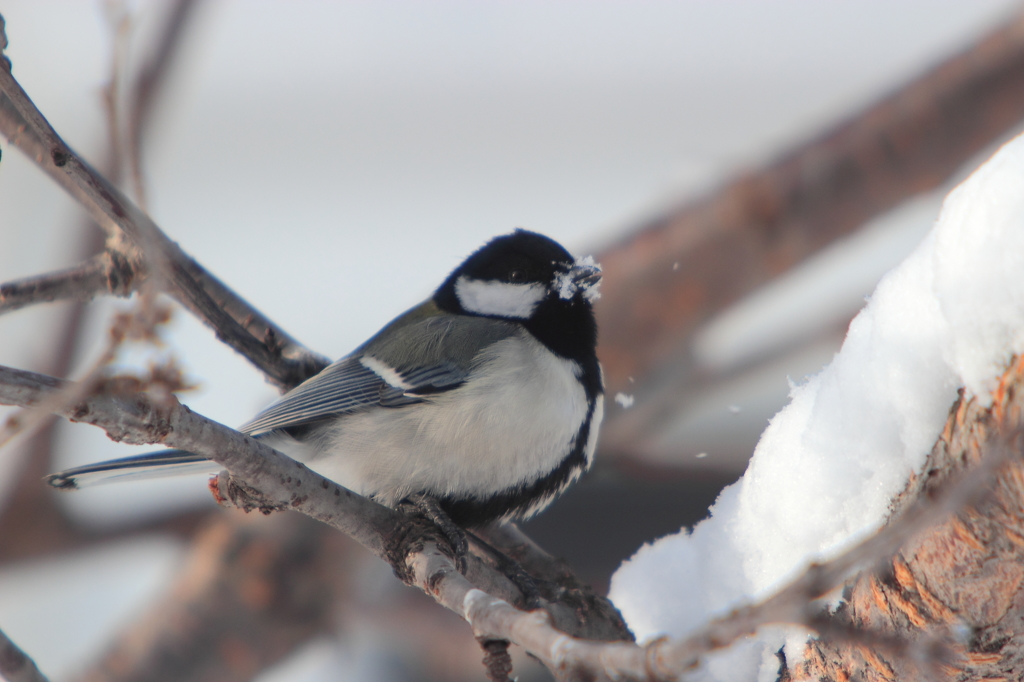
[47,230,604,529]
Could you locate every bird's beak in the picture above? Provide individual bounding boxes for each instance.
[554,257,602,301]
[571,261,602,289]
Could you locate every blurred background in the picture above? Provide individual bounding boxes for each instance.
[1,1,1023,680]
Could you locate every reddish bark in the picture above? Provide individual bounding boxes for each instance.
[595,10,1024,408]
[793,355,1024,680]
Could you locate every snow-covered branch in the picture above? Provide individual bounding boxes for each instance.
[660,424,1024,679]
[794,356,1024,680]
[611,119,1024,680]
[598,6,1024,450]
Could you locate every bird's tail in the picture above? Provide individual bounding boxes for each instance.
[45,450,220,490]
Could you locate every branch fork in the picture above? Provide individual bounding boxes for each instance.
[6,7,1024,680]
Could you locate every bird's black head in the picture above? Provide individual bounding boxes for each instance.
[434,229,601,363]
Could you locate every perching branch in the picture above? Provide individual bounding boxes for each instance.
[0,626,49,682]
[0,363,650,680]
[0,364,631,645]
[5,352,1021,680]
[0,14,636,679]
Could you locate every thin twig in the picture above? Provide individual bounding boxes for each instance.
[0,300,174,451]
[478,638,514,682]
[0,252,134,315]
[0,30,328,389]
[0,1,198,564]
[125,0,201,209]
[101,1,130,203]
[0,13,10,71]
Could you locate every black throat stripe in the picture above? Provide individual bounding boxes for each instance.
[433,399,598,528]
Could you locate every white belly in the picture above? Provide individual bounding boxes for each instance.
[267,332,594,508]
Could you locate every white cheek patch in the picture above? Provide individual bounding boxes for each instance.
[455,276,547,318]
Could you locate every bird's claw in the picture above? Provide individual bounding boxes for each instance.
[404,493,469,574]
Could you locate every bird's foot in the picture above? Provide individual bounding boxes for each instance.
[403,493,469,574]
[468,531,543,610]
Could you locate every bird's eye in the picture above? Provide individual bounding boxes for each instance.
[508,269,524,282]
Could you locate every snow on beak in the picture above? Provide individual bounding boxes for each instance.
[554,256,602,302]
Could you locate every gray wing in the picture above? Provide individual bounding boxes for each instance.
[241,358,387,435]
[241,311,519,436]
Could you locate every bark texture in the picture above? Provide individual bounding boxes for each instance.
[793,354,1024,680]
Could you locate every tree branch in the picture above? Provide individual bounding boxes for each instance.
[0,365,632,649]
[0,362,647,680]
[0,0,201,565]
[597,8,1024,450]
[0,252,135,315]
[791,355,1024,680]
[7,351,1018,680]
[0,16,636,679]
[0,25,328,390]
[0,626,49,682]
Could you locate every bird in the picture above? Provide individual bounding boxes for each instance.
[47,229,605,531]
